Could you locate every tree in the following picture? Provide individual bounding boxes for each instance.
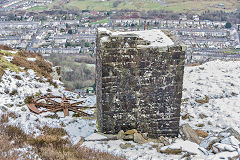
[66,23,69,28]
[84,42,90,47]
[225,22,232,28]
[68,29,73,34]
[65,42,71,48]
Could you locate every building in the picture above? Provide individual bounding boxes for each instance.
[96,28,186,138]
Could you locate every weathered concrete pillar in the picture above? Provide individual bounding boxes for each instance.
[96,28,186,138]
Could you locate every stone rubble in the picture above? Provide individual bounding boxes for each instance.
[180,123,202,144]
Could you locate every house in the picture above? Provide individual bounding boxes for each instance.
[193,15,200,21]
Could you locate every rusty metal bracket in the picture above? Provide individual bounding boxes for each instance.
[27,93,94,117]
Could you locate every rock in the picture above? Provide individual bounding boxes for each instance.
[123,134,134,140]
[120,142,135,149]
[200,136,220,150]
[125,129,137,135]
[218,132,231,138]
[133,133,147,144]
[85,133,107,141]
[208,121,213,125]
[147,138,160,143]
[199,113,208,119]
[196,123,204,127]
[226,128,240,141]
[117,130,124,139]
[158,136,170,146]
[152,143,164,150]
[212,143,237,153]
[142,133,148,140]
[221,136,240,147]
[120,143,128,149]
[198,147,209,155]
[125,142,135,148]
[180,124,201,144]
[195,129,208,138]
[157,148,182,154]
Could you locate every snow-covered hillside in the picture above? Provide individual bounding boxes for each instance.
[181,60,240,135]
[83,60,240,159]
[0,48,97,143]
[0,47,239,160]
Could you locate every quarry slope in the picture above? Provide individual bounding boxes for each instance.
[0,46,239,159]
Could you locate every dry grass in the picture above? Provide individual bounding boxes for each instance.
[0,45,13,51]
[0,55,5,80]
[0,114,9,123]
[12,50,53,80]
[0,123,126,160]
[0,131,19,160]
[41,125,68,137]
[31,125,126,160]
[0,68,4,80]
[12,50,59,88]
[195,96,209,104]
[3,125,28,147]
[8,112,19,119]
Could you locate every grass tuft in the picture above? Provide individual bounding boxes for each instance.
[0,45,13,51]
[0,114,9,123]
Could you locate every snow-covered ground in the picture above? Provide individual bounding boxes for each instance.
[0,69,97,143]
[1,57,240,159]
[181,60,240,134]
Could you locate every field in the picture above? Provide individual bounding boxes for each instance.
[27,6,48,11]
[62,0,239,13]
[89,18,110,25]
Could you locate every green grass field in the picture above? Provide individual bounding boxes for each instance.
[27,6,48,11]
[62,0,239,13]
[65,0,115,11]
[89,18,110,25]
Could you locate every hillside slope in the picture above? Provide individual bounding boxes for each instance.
[0,46,123,160]
[62,0,239,13]
[0,45,240,159]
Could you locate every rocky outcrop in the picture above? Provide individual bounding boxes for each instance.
[180,124,201,144]
[133,133,147,144]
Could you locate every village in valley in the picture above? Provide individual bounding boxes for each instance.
[0,3,240,64]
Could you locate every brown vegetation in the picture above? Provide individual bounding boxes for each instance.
[195,96,209,104]
[0,45,13,51]
[0,54,4,80]
[46,53,95,90]
[0,130,19,160]
[10,89,18,96]
[11,50,59,88]
[1,114,9,123]
[12,50,53,80]
[75,55,96,64]
[0,121,126,160]
[0,68,4,80]
[24,95,35,104]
